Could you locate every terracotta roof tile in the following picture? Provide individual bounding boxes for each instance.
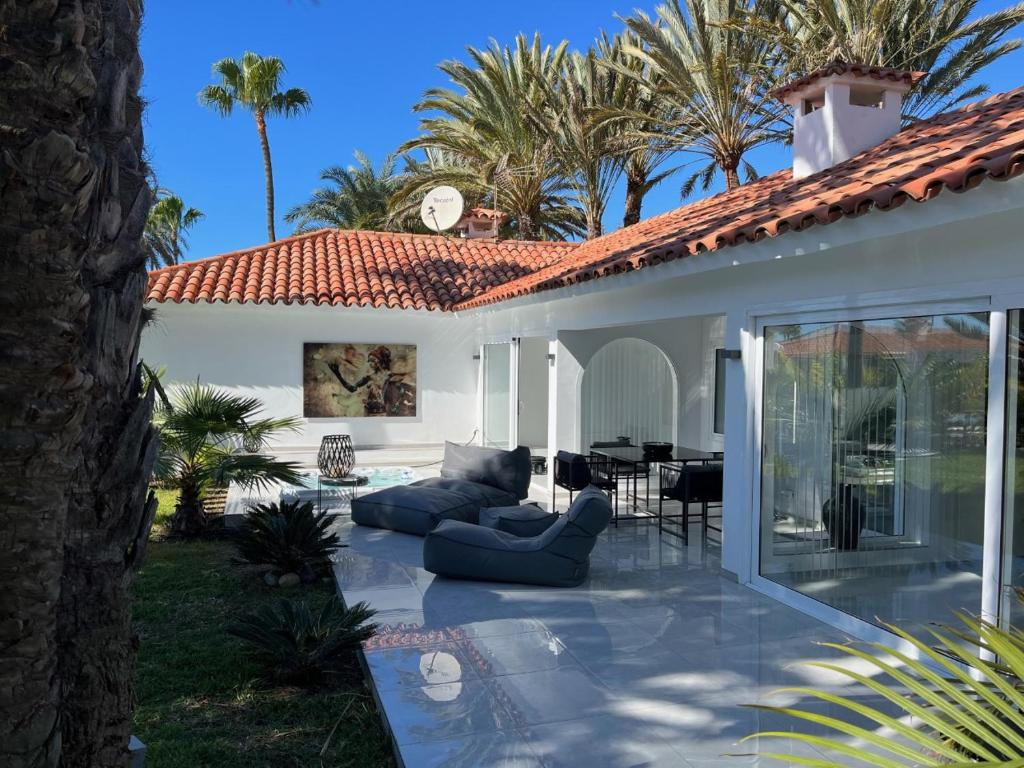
[456,85,1024,309]
[771,61,927,101]
[149,86,1024,313]
[145,229,575,311]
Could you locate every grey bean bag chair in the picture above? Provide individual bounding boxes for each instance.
[351,442,532,535]
[423,486,612,587]
[437,441,532,500]
[350,486,478,536]
[409,477,518,508]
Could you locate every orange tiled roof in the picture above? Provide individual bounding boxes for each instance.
[462,207,509,221]
[771,61,927,101]
[456,86,1024,310]
[145,228,575,310]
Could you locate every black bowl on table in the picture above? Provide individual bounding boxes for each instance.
[641,442,673,460]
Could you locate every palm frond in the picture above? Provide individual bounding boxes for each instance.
[744,610,1024,765]
[398,33,583,240]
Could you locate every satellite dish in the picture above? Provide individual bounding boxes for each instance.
[420,186,464,233]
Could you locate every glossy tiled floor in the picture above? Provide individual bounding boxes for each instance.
[333,517,903,767]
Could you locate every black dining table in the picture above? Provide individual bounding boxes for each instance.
[589,444,723,522]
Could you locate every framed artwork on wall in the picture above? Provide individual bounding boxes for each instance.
[303,342,417,418]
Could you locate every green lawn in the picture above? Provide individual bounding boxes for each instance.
[133,491,394,767]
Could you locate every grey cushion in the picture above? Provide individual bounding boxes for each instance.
[410,477,518,508]
[423,486,612,587]
[351,486,478,536]
[440,442,532,500]
[479,503,557,537]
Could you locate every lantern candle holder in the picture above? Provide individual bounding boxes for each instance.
[318,434,355,478]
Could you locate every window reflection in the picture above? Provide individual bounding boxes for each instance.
[761,313,989,630]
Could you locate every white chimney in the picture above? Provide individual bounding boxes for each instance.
[455,208,509,240]
[775,62,925,179]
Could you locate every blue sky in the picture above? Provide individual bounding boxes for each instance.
[141,1,1024,258]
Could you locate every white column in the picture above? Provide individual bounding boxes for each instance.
[721,309,755,581]
[547,336,583,509]
[983,309,1008,626]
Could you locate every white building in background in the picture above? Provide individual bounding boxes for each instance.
[144,65,1024,649]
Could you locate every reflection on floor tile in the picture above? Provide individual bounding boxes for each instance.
[398,730,544,768]
[460,631,569,677]
[334,520,908,766]
[524,715,686,768]
[364,641,475,691]
[376,677,512,745]
[485,665,612,728]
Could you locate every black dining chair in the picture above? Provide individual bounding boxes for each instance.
[553,450,618,518]
[658,462,723,543]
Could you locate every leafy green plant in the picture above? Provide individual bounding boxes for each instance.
[228,597,377,685]
[234,499,341,577]
[145,190,204,268]
[154,381,303,537]
[745,610,1024,765]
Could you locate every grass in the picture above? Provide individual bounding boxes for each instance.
[133,491,394,768]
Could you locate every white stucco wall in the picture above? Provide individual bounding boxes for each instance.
[553,316,724,455]
[142,302,479,448]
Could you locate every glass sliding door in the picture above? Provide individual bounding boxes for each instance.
[482,342,517,449]
[1004,311,1024,627]
[760,312,990,631]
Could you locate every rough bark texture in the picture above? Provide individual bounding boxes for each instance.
[0,2,158,766]
[255,111,276,241]
[517,211,537,241]
[169,483,206,537]
[723,163,740,191]
[623,175,643,228]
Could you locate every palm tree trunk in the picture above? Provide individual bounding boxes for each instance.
[623,173,644,228]
[256,111,276,242]
[0,1,158,766]
[517,211,538,241]
[170,483,207,537]
[170,226,179,265]
[586,212,603,240]
[723,163,740,192]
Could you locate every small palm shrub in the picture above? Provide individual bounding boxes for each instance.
[234,499,341,578]
[154,382,303,537]
[746,610,1024,765]
[228,597,377,685]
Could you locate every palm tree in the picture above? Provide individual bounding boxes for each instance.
[145,191,205,268]
[596,31,681,227]
[399,34,584,240]
[1,2,159,765]
[154,382,303,537]
[199,52,311,242]
[531,49,625,239]
[762,0,1024,119]
[620,0,787,194]
[286,151,404,233]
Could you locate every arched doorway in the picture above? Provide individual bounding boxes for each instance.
[580,338,677,450]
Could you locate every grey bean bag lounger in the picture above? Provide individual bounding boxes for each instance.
[350,486,479,536]
[423,486,612,587]
[350,441,532,535]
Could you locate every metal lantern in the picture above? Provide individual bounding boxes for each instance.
[318,434,355,478]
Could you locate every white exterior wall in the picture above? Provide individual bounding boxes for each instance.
[142,302,479,448]
[555,317,724,453]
